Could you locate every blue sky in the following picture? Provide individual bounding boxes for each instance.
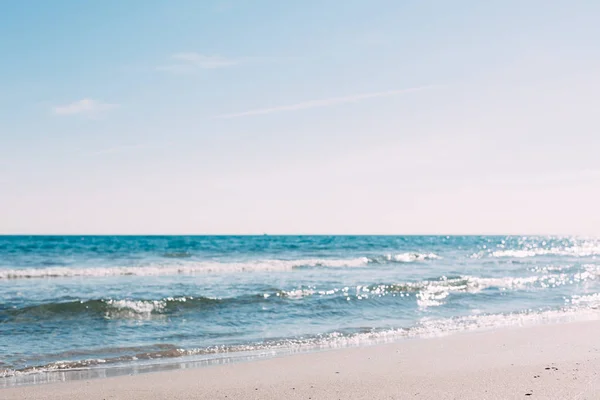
[1,0,599,234]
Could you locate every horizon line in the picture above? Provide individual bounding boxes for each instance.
[0,233,592,237]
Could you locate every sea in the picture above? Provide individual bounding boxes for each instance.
[2,235,600,386]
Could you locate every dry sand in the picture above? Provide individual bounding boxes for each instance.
[3,320,600,399]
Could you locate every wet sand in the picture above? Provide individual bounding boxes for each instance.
[4,320,600,399]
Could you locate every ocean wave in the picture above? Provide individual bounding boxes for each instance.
[0,278,485,318]
[0,281,479,321]
[7,269,596,322]
[486,245,600,258]
[0,253,440,280]
[277,278,483,307]
[566,292,600,307]
[368,252,440,263]
[0,259,364,279]
[412,304,600,338]
[4,302,600,378]
[280,270,600,308]
[3,296,227,321]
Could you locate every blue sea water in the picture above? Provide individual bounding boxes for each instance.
[1,235,600,385]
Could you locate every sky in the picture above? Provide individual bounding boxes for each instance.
[1,0,600,235]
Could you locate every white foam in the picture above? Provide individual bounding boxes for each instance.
[469,269,600,291]
[411,306,600,338]
[306,257,370,268]
[0,258,371,279]
[491,244,600,258]
[0,252,446,280]
[275,270,600,306]
[567,293,600,307]
[4,300,600,380]
[104,299,167,315]
[97,297,196,319]
[308,306,600,347]
[414,276,489,308]
[383,253,440,263]
[416,270,600,308]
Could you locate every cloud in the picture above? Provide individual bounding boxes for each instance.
[214,86,430,119]
[157,53,239,73]
[53,99,118,117]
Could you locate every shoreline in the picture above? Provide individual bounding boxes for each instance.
[4,306,599,388]
[3,319,600,399]
[3,309,598,388]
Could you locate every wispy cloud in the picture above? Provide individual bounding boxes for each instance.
[157,53,239,73]
[214,86,430,119]
[156,52,289,73]
[53,99,118,117]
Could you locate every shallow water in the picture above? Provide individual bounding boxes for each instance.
[1,235,600,385]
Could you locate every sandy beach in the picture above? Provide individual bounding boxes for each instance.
[4,319,600,400]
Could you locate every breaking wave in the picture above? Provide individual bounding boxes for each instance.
[0,253,440,280]
[484,244,600,258]
[3,296,244,321]
[4,296,600,379]
[6,266,600,323]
